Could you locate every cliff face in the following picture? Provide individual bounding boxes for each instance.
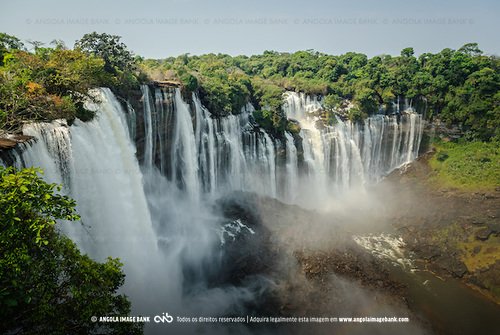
[0,134,32,165]
[120,87,146,164]
[0,133,33,148]
[124,85,180,181]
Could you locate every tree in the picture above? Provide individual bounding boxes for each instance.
[0,47,108,129]
[75,32,135,74]
[251,78,286,134]
[401,47,414,58]
[27,40,44,52]
[442,67,500,140]
[0,167,142,335]
[0,32,24,66]
[458,43,482,57]
[324,94,342,111]
[50,39,68,50]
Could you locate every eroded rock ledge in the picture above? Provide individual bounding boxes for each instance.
[0,133,32,151]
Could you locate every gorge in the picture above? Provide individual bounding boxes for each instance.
[1,85,428,334]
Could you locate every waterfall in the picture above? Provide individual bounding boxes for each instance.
[282,92,424,203]
[141,85,154,170]
[139,86,281,199]
[4,85,425,333]
[125,100,137,142]
[19,119,72,186]
[171,89,201,199]
[284,132,298,202]
[135,86,424,207]
[193,94,217,194]
[12,88,167,316]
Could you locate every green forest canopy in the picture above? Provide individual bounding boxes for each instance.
[141,44,499,140]
[1,31,499,140]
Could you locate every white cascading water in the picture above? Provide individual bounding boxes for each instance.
[11,119,72,186]
[171,89,201,200]
[13,88,169,319]
[284,131,298,203]
[4,85,425,334]
[282,92,424,205]
[140,86,282,200]
[141,85,155,170]
[140,87,424,207]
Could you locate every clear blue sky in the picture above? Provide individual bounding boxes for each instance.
[1,0,498,58]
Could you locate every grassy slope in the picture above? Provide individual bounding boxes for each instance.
[425,140,500,300]
[429,140,500,191]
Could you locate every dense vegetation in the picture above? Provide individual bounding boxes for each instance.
[1,31,498,140]
[0,166,142,334]
[0,32,141,132]
[429,139,499,191]
[141,44,499,140]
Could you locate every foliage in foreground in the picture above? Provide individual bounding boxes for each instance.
[0,166,142,335]
[429,140,500,191]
